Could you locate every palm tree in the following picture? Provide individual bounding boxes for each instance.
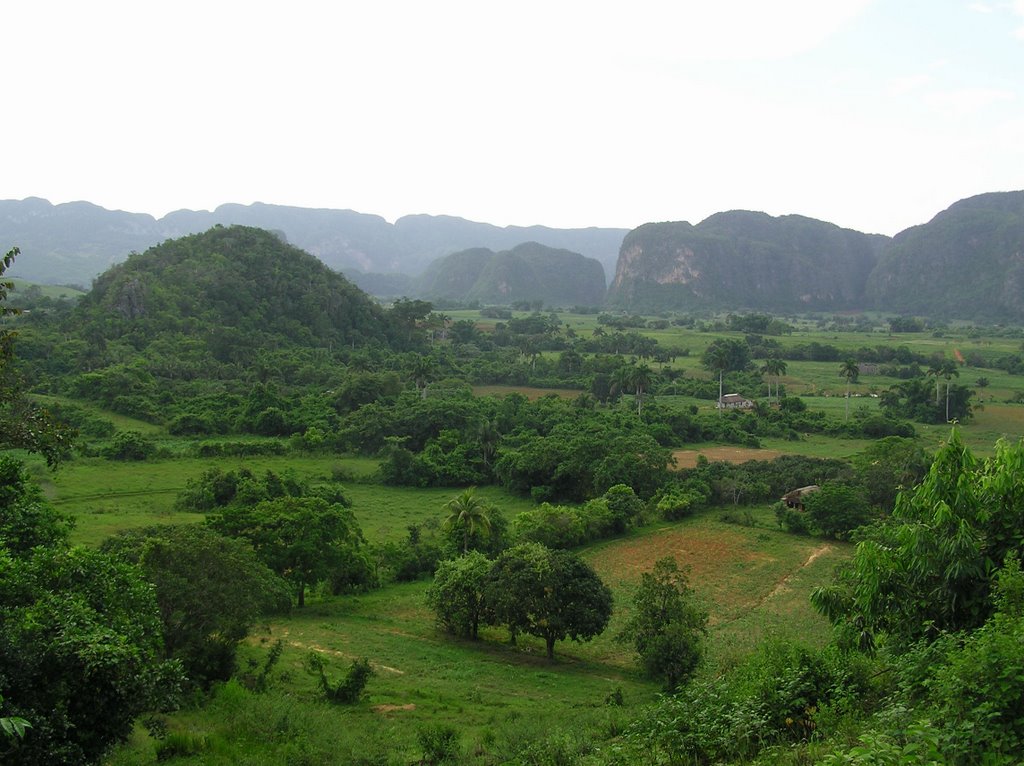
[839,359,860,421]
[629,363,654,416]
[703,344,730,415]
[477,420,500,470]
[443,488,494,554]
[408,354,438,399]
[926,362,943,405]
[760,357,787,405]
[941,360,960,421]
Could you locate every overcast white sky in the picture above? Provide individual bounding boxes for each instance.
[4,1,1022,235]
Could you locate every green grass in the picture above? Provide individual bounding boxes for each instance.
[45,453,540,547]
[105,504,839,765]
[7,278,86,300]
[33,394,167,435]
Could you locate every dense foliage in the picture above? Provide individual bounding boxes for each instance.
[101,525,290,688]
[812,431,1024,649]
[618,557,708,689]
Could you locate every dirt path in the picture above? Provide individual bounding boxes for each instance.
[765,544,833,601]
[250,630,405,675]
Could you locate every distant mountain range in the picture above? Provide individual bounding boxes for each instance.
[605,211,888,312]
[867,191,1024,321]
[0,197,627,288]
[606,191,1024,321]
[5,191,1024,320]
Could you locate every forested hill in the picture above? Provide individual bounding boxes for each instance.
[865,190,1024,321]
[605,211,888,312]
[75,225,399,353]
[0,197,628,286]
[417,243,607,307]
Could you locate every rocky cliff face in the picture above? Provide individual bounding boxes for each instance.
[865,191,1024,321]
[607,212,886,312]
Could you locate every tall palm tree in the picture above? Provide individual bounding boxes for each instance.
[703,345,730,415]
[760,357,787,405]
[926,362,943,405]
[839,359,860,421]
[408,354,438,399]
[443,488,494,554]
[630,363,654,416]
[477,420,500,470]
[941,360,960,421]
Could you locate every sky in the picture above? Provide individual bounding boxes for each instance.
[3,0,1023,236]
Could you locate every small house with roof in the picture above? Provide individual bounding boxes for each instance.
[717,393,754,410]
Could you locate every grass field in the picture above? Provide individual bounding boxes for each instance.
[17,311,1024,763]
[105,505,842,765]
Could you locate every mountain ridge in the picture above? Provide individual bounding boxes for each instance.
[0,197,627,287]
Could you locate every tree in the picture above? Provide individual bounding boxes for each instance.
[940,359,960,421]
[628,363,655,415]
[618,557,708,690]
[851,436,930,510]
[101,525,290,688]
[926,360,943,405]
[486,543,612,659]
[838,359,859,421]
[703,343,729,414]
[702,339,750,414]
[209,496,365,607]
[0,546,178,765]
[802,481,872,540]
[442,488,494,554]
[760,357,787,405]
[0,247,75,467]
[0,456,73,555]
[811,431,1024,650]
[603,483,645,533]
[389,297,433,345]
[880,377,973,424]
[425,551,492,639]
[407,354,439,400]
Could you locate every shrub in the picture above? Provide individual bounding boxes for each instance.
[103,430,156,460]
[304,653,373,704]
[418,724,461,765]
[657,489,702,520]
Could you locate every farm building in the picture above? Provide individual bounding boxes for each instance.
[781,485,820,509]
[717,393,754,409]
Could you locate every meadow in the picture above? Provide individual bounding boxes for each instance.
[19,309,1024,764]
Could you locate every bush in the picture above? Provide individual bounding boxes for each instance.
[803,482,872,540]
[155,732,209,761]
[418,724,461,765]
[194,440,287,457]
[775,503,814,535]
[304,653,373,704]
[657,488,702,520]
[103,430,156,461]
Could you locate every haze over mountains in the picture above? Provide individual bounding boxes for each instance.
[4,191,1024,321]
[0,197,626,287]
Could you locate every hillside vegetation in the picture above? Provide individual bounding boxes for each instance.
[5,232,1024,765]
[0,198,627,285]
[606,211,886,312]
[866,190,1024,321]
[418,243,607,307]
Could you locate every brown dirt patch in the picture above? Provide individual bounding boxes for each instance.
[587,526,769,584]
[672,446,784,469]
[765,544,833,600]
[373,703,416,714]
